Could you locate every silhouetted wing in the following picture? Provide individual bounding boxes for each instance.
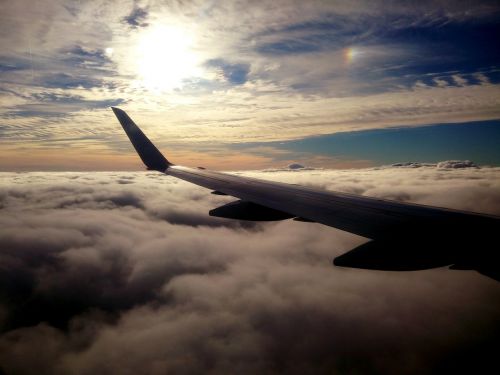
[112,107,500,276]
[166,165,496,238]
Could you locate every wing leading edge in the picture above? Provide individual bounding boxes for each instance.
[112,107,500,280]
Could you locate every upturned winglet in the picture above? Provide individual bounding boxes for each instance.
[111,107,171,171]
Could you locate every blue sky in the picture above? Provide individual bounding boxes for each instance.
[0,0,499,170]
[235,120,500,167]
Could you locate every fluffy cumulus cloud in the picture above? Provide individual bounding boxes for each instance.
[391,160,479,169]
[1,166,500,374]
[436,160,478,169]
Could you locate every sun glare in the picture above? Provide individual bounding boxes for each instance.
[135,25,199,91]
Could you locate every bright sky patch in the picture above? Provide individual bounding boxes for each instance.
[133,24,200,91]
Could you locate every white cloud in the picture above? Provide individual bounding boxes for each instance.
[0,168,499,373]
[452,74,468,86]
[433,77,449,88]
[474,72,491,85]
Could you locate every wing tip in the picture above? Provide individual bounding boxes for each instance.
[111,107,171,171]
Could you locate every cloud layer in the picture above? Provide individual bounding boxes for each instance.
[1,166,499,374]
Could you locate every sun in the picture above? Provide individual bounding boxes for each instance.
[134,25,199,91]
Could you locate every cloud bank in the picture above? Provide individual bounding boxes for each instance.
[1,166,499,374]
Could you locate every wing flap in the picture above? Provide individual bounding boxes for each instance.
[209,200,294,221]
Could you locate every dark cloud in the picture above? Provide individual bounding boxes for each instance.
[287,163,305,169]
[0,57,30,73]
[61,45,111,67]
[436,160,478,169]
[36,73,104,89]
[122,5,149,29]
[257,39,322,55]
[29,45,117,90]
[0,169,499,374]
[259,163,321,172]
[390,160,479,169]
[205,59,250,85]
[4,97,124,119]
[391,162,436,168]
[252,15,368,56]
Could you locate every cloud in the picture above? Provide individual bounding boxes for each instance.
[474,72,491,85]
[433,77,449,88]
[1,0,500,159]
[259,163,321,172]
[61,45,112,67]
[4,96,124,119]
[205,59,251,85]
[257,39,322,55]
[391,162,436,168]
[287,162,306,169]
[122,4,149,29]
[452,74,468,86]
[390,160,479,169]
[36,73,106,90]
[0,168,499,374]
[436,160,478,169]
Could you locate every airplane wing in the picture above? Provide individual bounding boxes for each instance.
[112,107,500,279]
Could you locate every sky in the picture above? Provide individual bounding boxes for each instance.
[1,0,500,170]
[1,166,500,374]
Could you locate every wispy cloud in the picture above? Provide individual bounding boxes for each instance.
[204,59,250,85]
[0,0,499,169]
[122,3,149,29]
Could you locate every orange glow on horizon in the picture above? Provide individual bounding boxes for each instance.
[0,147,372,172]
